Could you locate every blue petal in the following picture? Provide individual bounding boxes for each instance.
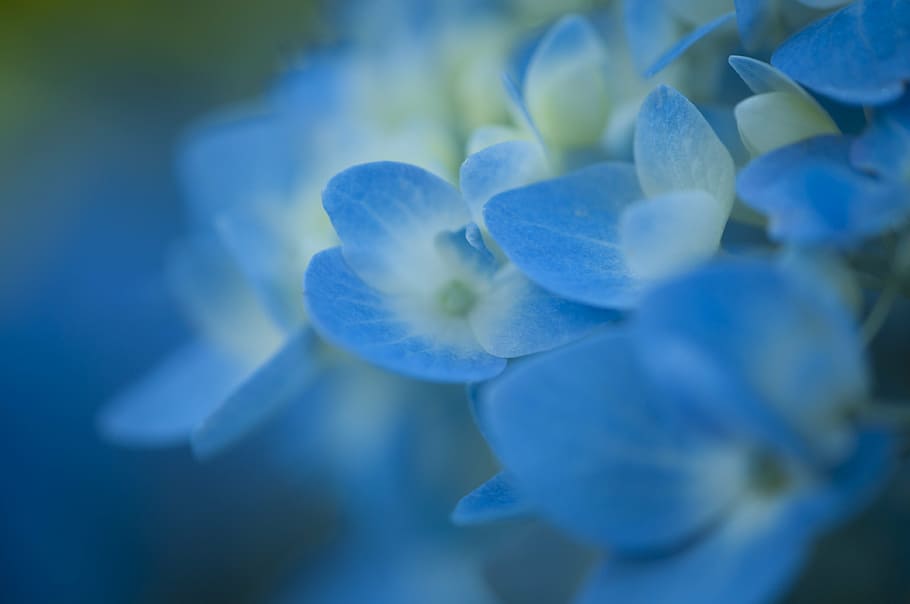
[166,235,284,359]
[305,247,505,382]
[484,162,643,309]
[460,140,549,226]
[191,330,322,460]
[624,0,681,75]
[451,472,530,525]
[322,161,471,287]
[738,136,910,246]
[771,0,910,106]
[734,0,778,51]
[645,11,736,77]
[215,201,311,330]
[698,104,751,166]
[178,109,298,226]
[578,426,894,604]
[634,258,869,461]
[99,341,248,447]
[851,95,910,181]
[792,427,896,531]
[470,266,617,358]
[635,86,735,209]
[477,329,745,553]
[576,508,811,604]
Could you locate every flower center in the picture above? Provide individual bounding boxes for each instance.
[436,280,477,317]
[748,450,791,497]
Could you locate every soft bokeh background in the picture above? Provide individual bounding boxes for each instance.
[5,3,910,603]
[0,2,338,602]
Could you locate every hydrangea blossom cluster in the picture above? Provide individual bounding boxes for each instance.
[103,0,910,602]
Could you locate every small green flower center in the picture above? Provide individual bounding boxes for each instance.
[436,280,477,317]
[748,450,791,497]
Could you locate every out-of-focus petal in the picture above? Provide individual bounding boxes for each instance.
[645,11,736,77]
[477,329,747,553]
[851,95,910,181]
[635,258,869,460]
[524,15,611,148]
[191,330,322,460]
[452,472,530,525]
[738,136,910,245]
[576,506,810,604]
[99,341,248,447]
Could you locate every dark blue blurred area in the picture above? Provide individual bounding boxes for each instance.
[0,3,333,602]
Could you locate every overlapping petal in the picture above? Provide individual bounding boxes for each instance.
[484,162,643,308]
[772,0,910,106]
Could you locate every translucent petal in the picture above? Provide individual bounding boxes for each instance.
[635,86,735,210]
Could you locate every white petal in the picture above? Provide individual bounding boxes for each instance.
[735,91,839,156]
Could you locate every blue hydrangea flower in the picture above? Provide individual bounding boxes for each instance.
[483,85,735,308]
[772,0,910,106]
[462,258,893,603]
[304,161,613,382]
[100,6,526,456]
[460,13,654,225]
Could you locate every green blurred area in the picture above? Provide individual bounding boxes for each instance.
[0,0,328,300]
[0,0,327,146]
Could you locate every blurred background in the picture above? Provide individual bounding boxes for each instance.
[0,2,339,602]
[4,2,910,603]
